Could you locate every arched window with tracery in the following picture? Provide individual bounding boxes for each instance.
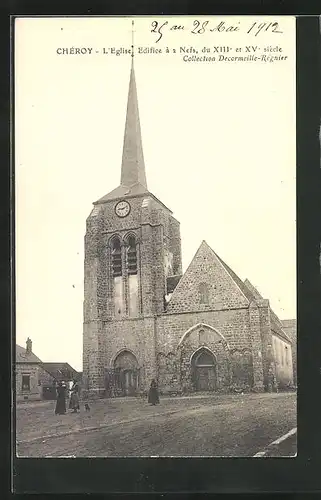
[111,237,122,277]
[111,236,123,318]
[125,234,139,317]
[126,235,137,275]
[199,283,210,305]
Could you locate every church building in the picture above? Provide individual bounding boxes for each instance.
[82,60,295,398]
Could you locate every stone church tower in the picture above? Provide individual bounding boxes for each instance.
[83,59,295,399]
[82,60,182,398]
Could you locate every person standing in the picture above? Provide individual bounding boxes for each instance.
[69,379,80,413]
[148,379,160,405]
[55,381,67,415]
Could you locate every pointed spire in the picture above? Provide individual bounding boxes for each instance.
[120,22,147,189]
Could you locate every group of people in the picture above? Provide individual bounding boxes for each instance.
[55,378,160,414]
[55,379,80,415]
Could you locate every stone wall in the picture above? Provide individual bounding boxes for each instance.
[248,302,265,390]
[256,299,276,390]
[167,241,249,314]
[82,190,279,398]
[83,193,182,397]
[157,308,252,353]
[16,364,42,401]
[168,216,182,276]
[38,366,56,387]
[178,326,231,393]
[83,321,105,398]
[155,307,258,393]
[272,334,293,388]
[84,296,267,397]
[102,316,156,392]
[281,319,297,385]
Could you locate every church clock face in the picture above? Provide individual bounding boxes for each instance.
[115,200,131,218]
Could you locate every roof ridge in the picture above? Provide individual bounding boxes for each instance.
[210,249,254,302]
[16,344,42,363]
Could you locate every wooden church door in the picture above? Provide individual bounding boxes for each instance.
[193,349,217,392]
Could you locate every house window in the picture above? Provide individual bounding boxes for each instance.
[285,345,289,366]
[22,375,30,391]
[199,283,209,304]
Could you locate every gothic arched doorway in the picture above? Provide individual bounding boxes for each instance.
[191,349,217,392]
[113,350,139,396]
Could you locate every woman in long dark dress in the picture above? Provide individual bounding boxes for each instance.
[148,379,160,405]
[55,382,67,415]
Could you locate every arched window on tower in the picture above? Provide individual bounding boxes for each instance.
[111,236,123,318]
[125,235,139,317]
[126,236,137,275]
[199,283,210,305]
[111,237,122,277]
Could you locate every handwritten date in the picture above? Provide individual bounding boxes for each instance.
[151,20,283,43]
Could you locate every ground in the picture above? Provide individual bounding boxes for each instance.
[16,392,296,458]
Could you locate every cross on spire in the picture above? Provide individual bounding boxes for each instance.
[131,19,135,58]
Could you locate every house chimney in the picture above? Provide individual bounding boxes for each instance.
[26,337,32,354]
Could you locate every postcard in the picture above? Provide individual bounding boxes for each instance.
[15,16,296,460]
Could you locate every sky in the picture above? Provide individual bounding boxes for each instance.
[15,16,296,371]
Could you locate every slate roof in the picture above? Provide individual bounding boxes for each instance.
[40,362,79,382]
[281,319,297,343]
[95,182,148,204]
[213,250,254,302]
[16,344,42,363]
[281,319,297,328]
[215,252,292,343]
[166,275,182,294]
[94,60,148,204]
